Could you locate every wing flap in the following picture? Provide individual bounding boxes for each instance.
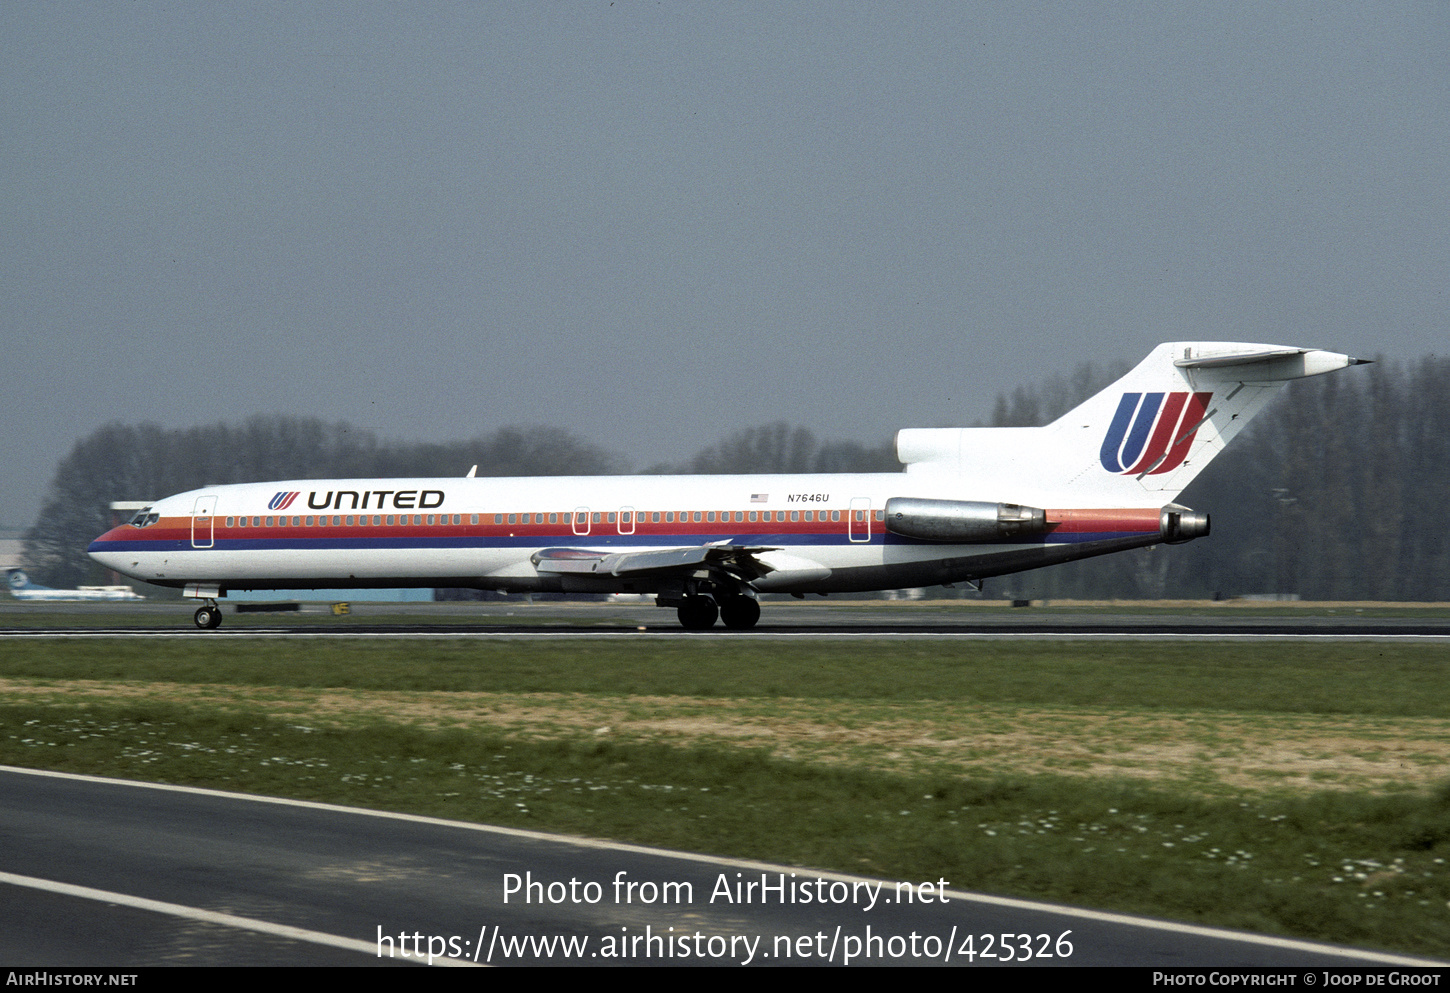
[532,545,779,579]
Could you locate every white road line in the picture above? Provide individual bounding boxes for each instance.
[0,868,479,967]
[3,766,1443,967]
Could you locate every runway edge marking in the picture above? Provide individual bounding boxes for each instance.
[0,869,478,966]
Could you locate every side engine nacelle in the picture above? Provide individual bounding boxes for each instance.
[884,497,1049,543]
[885,497,1211,545]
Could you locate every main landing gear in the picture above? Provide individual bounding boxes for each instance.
[677,596,717,630]
[194,603,223,630]
[675,594,760,631]
[719,594,761,630]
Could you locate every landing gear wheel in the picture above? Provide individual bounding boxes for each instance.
[676,597,719,630]
[194,605,222,630]
[719,595,761,630]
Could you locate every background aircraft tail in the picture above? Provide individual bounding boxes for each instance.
[6,569,46,593]
[898,341,1367,506]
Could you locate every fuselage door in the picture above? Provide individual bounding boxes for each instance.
[618,506,636,535]
[191,495,218,549]
[572,507,590,536]
[848,497,872,543]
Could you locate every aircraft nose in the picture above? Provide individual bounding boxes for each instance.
[88,526,122,553]
[87,527,134,568]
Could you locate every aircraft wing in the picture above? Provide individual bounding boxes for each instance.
[531,544,781,583]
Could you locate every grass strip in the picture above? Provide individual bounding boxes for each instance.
[2,679,1448,795]
[0,639,1448,715]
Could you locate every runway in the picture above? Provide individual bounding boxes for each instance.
[3,598,1450,640]
[0,766,1440,968]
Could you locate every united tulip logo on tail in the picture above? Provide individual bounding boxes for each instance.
[1099,392,1213,475]
[268,491,300,511]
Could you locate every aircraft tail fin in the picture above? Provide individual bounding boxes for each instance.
[898,342,1368,505]
[6,569,47,593]
[1051,342,1368,498]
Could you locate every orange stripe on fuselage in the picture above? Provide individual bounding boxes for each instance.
[1045,508,1161,533]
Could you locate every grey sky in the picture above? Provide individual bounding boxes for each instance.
[4,2,1446,530]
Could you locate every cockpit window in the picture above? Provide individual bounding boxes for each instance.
[127,507,160,528]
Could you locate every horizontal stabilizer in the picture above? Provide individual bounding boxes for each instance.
[1172,345,1369,379]
[1174,348,1304,368]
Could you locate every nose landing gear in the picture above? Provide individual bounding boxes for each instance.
[194,603,222,629]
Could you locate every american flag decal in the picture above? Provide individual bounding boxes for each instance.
[750,493,768,503]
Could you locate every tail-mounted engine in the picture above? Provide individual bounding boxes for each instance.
[884,497,1049,543]
[1161,505,1210,543]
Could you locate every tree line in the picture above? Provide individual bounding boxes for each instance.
[25,354,1450,600]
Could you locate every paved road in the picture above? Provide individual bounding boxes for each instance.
[0,767,1441,968]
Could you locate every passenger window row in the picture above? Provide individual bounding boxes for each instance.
[225,514,473,528]
[493,510,848,524]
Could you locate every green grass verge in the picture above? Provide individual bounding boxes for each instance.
[0,638,1446,715]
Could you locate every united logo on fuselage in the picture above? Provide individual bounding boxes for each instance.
[268,491,300,511]
[1099,392,1213,475]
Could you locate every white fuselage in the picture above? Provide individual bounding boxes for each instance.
[87,470,1166,598]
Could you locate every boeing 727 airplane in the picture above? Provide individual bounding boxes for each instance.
[88,342,1366,630]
